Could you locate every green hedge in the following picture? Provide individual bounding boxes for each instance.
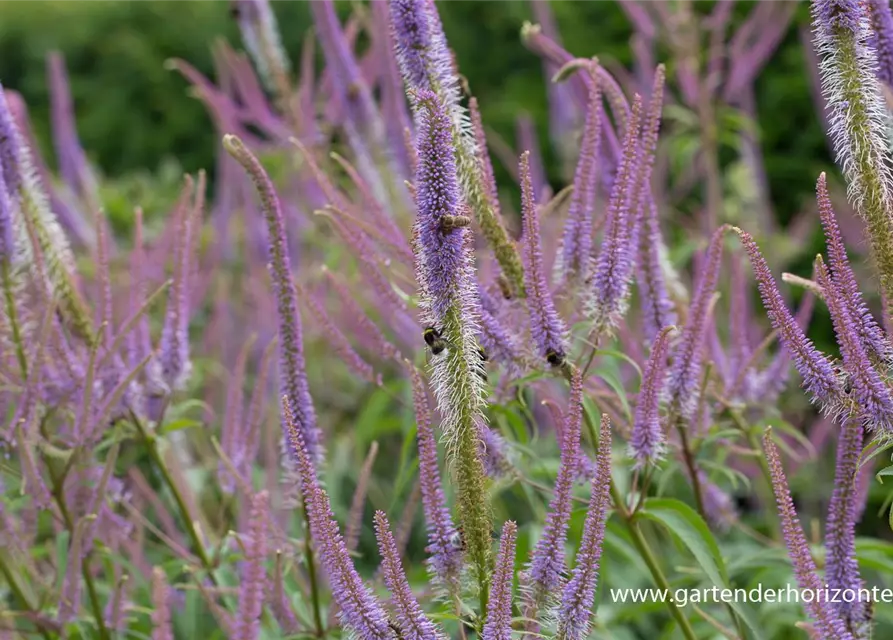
[0,0,828,225]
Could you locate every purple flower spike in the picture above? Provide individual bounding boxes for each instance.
[816,173,891,364]
[409,366,463,591]
[414,89,474,326]
[630,325,675,468]
[665,226,727,422]
[283,397,393,640]
[225,135,322,462]
[236,491,269,640]
[556,414,613,640]
[483,521,518,640]
[814,0,863,38]
[374,511,445,640]
[735,227,844,411]
[389,0,455,102]
[520,150,568,367]
[151,179,196,396]
[151,567,174,640]
[815,255,893,431]
[556,67,603,284]
[0,163,15,264]
[825,420,871,635]
[763,431,855,640]
[587,95,644,337]
[47,52,97,208]
[868,0,893,85]
[527,367,583,598]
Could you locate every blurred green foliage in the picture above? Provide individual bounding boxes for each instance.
[0,0,829,226]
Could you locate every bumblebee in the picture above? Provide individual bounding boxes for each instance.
[388,620,404,640]
[545,348,566,368]
[477,346,488,382]
[449,526,467,552]
[423,326,447,355]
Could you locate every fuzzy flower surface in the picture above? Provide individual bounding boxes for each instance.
[225,135,322,462]
[483,521,517,640]
[630,325,674,467]
[283,397,394,640]
[556,414,613,640]
[735,227,843,410]
[520,150,568,367]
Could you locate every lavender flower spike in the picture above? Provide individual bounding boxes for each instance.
[283,397,394,640]
[412,89,492,594]
[816,173,891,364]
[812,0,893,306]
[556,414,613,640]
[526,367,583,598]
[225,134,322,462]
[868,0,893,86]
[825,419,871,636]
[556,64,601,284]
[815,255,893,432]
[630,325,675,467]
[390,0,526,298]
[735,227,843,411]
[373,511,446,640]
[587,95,643,337]
[483,521,518,640]
[151,567,174,640]
[0,84,92,341]
[763,431,855,640]
[665,226,727,422]
[236,491,269,640]
[520,150,569,368]
[408,366,464,591]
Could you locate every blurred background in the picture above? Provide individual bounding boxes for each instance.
[0,0,826,232]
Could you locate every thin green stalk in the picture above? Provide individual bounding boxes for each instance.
[301,508,325,638]
[45,458,109,640]
[0,552,54,640]
[611,483,699,640]
[1,261,27,379]
[130,413,219,587]
[675,417,707,519]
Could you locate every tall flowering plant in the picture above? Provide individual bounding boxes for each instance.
[2,1,893,640]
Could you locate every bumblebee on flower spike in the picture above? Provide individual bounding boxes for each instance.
[423,325,447,355]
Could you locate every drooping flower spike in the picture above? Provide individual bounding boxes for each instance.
[814,254,893,432]
[225,135,322,462]
[734,226,844,411]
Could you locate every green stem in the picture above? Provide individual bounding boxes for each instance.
[0,553,54,640]
[45,458,109,640]
[131,414,218,587]
[2,261,28,379]
[302,508,326,638]
[611,483,699,640]
[675,417,707,519]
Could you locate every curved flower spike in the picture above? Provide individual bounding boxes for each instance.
[735,227,844,412]
[225,135,322,462]
[815,254,893,432]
